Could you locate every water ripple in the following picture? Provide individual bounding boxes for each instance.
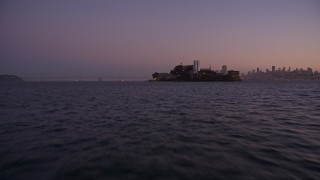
[0,81,319,179]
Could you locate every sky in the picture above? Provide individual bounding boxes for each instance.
[1,0,320,78]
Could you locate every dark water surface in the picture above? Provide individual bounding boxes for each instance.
[0,81,320,179]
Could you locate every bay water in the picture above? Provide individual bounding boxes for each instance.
[0,81,319,179]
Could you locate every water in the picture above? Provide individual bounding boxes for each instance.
[0,81,319,179]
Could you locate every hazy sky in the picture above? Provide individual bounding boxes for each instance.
[1,0,320,77]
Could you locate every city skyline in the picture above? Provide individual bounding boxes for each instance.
[242,64,319,80]
[1,0,320,77]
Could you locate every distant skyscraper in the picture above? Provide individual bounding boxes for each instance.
[272,66,275,73]
[221,65,227,74]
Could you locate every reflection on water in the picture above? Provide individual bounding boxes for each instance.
[0,81,319,179]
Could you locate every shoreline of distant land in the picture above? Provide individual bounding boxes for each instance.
[0,75,24,82]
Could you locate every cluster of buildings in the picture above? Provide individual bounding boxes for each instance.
[242,66,320,80]
[152,60,241,81]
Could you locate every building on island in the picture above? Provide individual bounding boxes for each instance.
[151,60,241,81]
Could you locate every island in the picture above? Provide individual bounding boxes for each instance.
[151,60,241,82]
[0,75,24,82]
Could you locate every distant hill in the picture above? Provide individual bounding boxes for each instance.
[0,75,24,81]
